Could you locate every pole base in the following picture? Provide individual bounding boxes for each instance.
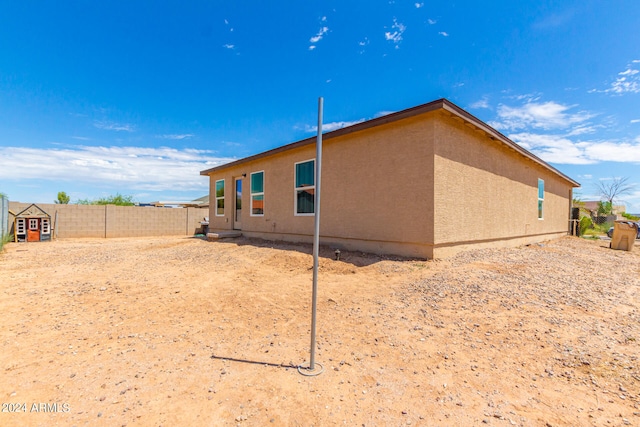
[298,362,324,376]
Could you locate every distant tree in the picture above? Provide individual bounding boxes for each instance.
[597,200,612,216]
[596,177,635,208]
[75,193,135,206]
[55,191,71,204]
[94,194,135,206]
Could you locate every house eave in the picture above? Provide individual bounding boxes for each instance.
[200,98,580,188]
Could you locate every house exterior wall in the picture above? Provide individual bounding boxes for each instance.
[204,106,576,259]
[431,113,572,257]
[207,115,436,257]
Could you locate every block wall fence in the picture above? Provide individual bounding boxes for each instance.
[8,202,208,239]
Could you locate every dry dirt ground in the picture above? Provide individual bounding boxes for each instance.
[0,235,639,427]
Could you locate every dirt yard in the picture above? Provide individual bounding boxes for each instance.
[0,235,639,426]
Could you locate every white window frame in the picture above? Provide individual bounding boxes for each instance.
[250,171,265,217]
[294,159,315,216]
[538,178,544,220]
[41,218,50,234]
[29,218,39,230]
[215,179,225,217]
[16,218,26,234]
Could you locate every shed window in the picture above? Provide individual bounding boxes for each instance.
[41,218,50,234]
[295,159,315,215]
[29,218,39,230]
[16,218,25,234]
[538,179,544,220]
[215,179,225,216]
[250,171,264,216]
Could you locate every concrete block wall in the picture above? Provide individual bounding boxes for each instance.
[61,204,106,238]
[8,202,207,239]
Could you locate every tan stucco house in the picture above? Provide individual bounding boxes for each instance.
[200,98,579,259]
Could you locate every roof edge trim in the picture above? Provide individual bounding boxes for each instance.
[200,98,580,188]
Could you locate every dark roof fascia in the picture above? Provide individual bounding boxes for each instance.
[200,98,580,188]
[199,99,448,176]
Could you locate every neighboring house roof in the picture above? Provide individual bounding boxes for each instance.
[200,98,580,188]
[582,201,625,213]
[149,195,209,208]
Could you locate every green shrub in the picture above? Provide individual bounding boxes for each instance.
[579,216,593,236]
[0,233,12,252]
[595,221,613,234]
[622,212,640,221]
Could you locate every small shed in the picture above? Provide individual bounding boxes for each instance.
[14,204,52,242]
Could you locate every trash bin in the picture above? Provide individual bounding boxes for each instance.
[610,221,638,251]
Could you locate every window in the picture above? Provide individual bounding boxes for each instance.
[16,218,25,234]
[41,218,50,234]
[250,171,264,216]
[215,179,225,216]
[295,159,315,215]
[29,218,39,230]
[538,179,544,220]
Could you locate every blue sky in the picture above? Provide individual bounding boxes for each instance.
[1,1,639,212]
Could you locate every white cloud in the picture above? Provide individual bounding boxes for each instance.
[93,121,135,132]
[310,26,329,43]
[582,141,640,163]
[415,2,424,8]
[306,110,395,132]
[469,97,490,109]
[385,18,406,47]
[532,9,576,30]
[427,19,436,25]
[223,44,235,49]
[594,61,640,95]
[489,101,594,131]
[158,134,195,140]
[305,119,366,133]
[438,31,449,37]
[565,125,599,136]
[509,132,640,165]
[0,145,235,191]
[631,119,640,124]
[619,68,639,76]
[374,111,395,118]
[509,133,594,165]
[358,37,370,54]
[608,77,639,95]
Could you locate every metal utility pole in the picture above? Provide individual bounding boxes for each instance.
[299,97,324,376]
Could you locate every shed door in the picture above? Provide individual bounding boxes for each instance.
[27,218,40,242]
